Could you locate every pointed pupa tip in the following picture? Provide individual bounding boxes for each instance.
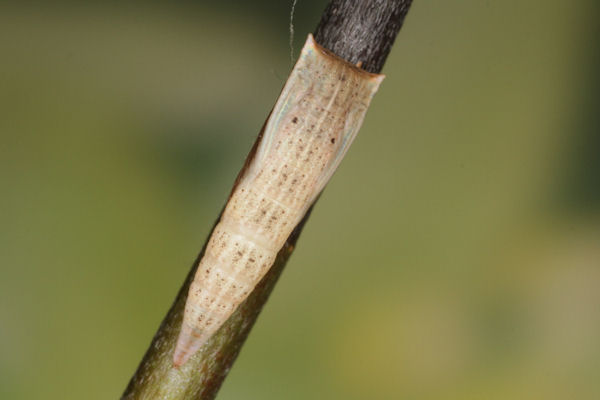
[173,323,210,368]
[172,353,183,369]
[172,338,193,368]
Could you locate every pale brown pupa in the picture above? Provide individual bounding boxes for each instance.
[173,34,384,367]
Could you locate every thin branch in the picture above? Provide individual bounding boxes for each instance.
[122,1,413,399]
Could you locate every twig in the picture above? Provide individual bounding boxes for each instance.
[122,1,413,399]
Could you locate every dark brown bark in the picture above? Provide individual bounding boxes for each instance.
[314,0,413,73]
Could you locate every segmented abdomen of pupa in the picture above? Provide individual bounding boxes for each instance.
[173,34,383,367]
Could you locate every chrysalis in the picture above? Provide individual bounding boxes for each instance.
[173,34,384,367]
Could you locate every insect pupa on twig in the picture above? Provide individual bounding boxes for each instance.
[173,34,384,367]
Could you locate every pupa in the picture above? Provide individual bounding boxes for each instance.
[174,34,384,367]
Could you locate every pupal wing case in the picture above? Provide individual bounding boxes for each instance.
[174,34,384,367]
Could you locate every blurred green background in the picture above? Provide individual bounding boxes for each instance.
[1,1,599,399]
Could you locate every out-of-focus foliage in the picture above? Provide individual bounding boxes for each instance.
[1,1,598,399]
